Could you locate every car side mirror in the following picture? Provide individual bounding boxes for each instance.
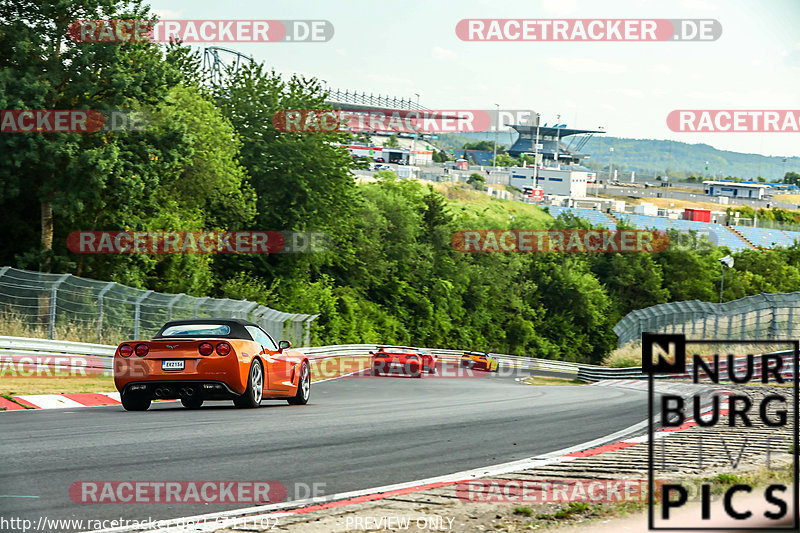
[368,351,374,355]
[278,340,291,351]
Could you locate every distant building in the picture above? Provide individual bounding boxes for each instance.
[506,125,603,164]
[703,181,769,200]
[509,167,588,197]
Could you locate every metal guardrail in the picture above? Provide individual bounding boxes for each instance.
[577,350,796,382]
[0,337,594,376]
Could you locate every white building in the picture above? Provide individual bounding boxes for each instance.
[509,167,588,197]
[703,181,768,200]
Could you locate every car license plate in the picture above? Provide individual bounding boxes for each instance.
[162,360,184,371]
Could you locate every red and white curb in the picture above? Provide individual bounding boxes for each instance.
[0,392,122,411]
[0,368,370,412]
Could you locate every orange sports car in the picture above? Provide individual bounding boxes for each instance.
[114,318,310,411]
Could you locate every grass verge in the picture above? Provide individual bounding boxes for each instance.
[0,357,371,396]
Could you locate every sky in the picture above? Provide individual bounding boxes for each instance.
[147,0,800,157]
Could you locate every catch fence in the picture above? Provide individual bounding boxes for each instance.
[0,267,316,345]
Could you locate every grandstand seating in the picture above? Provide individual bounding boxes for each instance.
[547,206,613,228]
[734,226,800,249]
[467,151,494,165]
[544,206,800,253]
[612,212,748,251]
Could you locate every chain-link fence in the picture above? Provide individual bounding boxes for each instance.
[0,267,317,345]
[614,292,800,346]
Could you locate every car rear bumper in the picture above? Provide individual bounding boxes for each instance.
[122,380,240,400]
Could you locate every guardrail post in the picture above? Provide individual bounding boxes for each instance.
[303,315,318,347]
[768,306,779,339]
[788,306,794,338]
[754,308,761,340]
[728,314,734,340]
[166,293,185,321]
[49,274,70,339]
[96,282,116,343]
[193,297,209,318]
[133,290,153,339]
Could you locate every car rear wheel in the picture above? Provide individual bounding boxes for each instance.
[288,361,311,405]
[181,396,203,409]
[121,390,150,411]
[234,360,263,408]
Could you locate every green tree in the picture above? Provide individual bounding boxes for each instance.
[383,135,401,148]
[0,0,181,271]
[467,173,486,190]
[783,171,800,186]
[463,141,494,151]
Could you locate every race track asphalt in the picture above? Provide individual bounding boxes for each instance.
[0,368,648,531]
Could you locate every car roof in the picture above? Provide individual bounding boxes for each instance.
[464,351,490,356]
[154,318,263,340]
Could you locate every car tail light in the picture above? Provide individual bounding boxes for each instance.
[134,344,149,357]
[216,342,231,356]
[199,342,214,356]
[119,344,133,357]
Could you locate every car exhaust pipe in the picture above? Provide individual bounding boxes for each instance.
[179,387,194,398]
[154,387,170,398]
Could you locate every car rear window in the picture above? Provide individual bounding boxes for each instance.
[160,324,231,337]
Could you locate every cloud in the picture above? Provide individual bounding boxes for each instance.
[542,0,579,16]
[151,8,183,18]
[618,88,645,99]
[651,64,671,74]
[680,0,721,10]
[432,46,456,60]
[546,57,627,74]
[782,43,800,67]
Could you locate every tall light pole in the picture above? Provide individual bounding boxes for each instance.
[555,114,561,167]
[493,103,499,168]
[719,255,734,303]
[608,146,615,184]
[533,113,541,188]
[412,93,420,165]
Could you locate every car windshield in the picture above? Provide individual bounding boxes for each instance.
[160,324,231,337]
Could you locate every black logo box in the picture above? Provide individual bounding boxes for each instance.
[643,334,799,531]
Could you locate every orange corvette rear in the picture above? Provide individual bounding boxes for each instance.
[114,318,310,411]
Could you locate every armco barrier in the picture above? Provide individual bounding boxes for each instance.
[577,349,796,382]
[0,336,595,376]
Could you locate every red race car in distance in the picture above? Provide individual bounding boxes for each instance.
[114,318,310,411]
[370,346,438,377]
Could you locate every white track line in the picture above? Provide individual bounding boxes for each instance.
[84,413,651,533]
